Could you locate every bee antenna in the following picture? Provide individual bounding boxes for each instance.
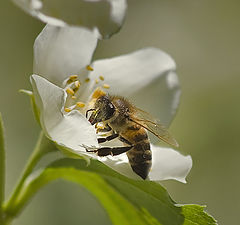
[86,109,95,118]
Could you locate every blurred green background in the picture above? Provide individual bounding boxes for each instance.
[1,0,239,224]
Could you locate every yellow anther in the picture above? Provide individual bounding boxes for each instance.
[74,80,81,88]
[71,96,77,100]
[67,75,78,84]
[69,75,78,80]
[92,87,106,99]
[66,88,74,95]
[103,84,110,89]
[76,102,85,108]
[73,87,79,93]
[64,108,71,112]
[99,75,104,81]
[95,79,99,84]
[86,65,94,71]
[85,78,90,83]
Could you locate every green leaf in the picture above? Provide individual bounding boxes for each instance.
[19,89,40,125]
[3,132,58,222]
[180,205,217,225]
[8,158,217,225]
[0,113,5,224]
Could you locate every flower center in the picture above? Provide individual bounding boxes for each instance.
[62,65,110,114]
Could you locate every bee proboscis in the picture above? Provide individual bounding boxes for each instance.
[84,90,178,179]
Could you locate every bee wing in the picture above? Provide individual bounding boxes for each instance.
[130,108,179,148]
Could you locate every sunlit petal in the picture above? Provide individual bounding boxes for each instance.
[90,48,180,126]
[34,25,98,86]
[100,154,141,180]
[31,75,98,153]
[149,145,192,183]
[99,144,192,182]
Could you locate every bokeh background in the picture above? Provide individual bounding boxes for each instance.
[1,0,240,224]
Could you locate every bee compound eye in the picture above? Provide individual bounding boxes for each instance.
[105,103,115,119]
[108,103,115,113]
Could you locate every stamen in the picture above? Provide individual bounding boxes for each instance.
[85,78,90,83]
[71,96,77,100]
[99,75,104,81]
[69,75,78,80]
[76,102,85,108]
[64,107,72,112]
[73,86,79,93]
[67,75,78,84]
[66,88,74,95]
[103,84,110,89]
[92,87,106,99]
[74,80,81,88]
[95,79,99,84]
[86,65,94,71]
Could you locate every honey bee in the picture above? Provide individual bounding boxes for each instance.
[84,89,179,179]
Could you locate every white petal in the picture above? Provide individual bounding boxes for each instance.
[149,145,192,183]
[100,154,141,180]
[31,75,98,154]
[99,144,192,183]
[13,0,127,38]
[34,25,98,86]
[90,48,180,126]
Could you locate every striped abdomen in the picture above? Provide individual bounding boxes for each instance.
[121,126,152,179]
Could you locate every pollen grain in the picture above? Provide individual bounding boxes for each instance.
[86,65,94,71]
[64,108,72,112]
[99,75,104,81]
[74,80,81,88]
[76,102,85,108]
[103,84,110,89]
[66,88,74,95]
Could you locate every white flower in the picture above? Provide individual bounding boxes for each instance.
[12,0,127,38]
[31,24,192,182]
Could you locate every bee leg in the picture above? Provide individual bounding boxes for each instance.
[98,133,119,144]
[96,123,112,133]
[82,144,133,156]
[111,146,134,156]
[96,145,133,157]
[119,136,132,146]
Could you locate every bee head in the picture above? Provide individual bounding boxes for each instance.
[87,95,115,125]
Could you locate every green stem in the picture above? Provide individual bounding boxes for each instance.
[0,114,5,224]
[3,131,56,222]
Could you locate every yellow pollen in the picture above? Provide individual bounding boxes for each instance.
[92,87,106,99]
[73,87,79,93]
[95,79,99,84]
[103,84,110,89]
[99,75,104,81]
[67,75,78,84]
[66,88,74,95]
[85,78,90,83]
[64,107,71,112]
[74,80,81,88]
[86,65,94,71]
[95,123,105,134]
[96,123,104,129]
[71,96,77,100]
[76,102,85,108]
[69,75,78,80]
